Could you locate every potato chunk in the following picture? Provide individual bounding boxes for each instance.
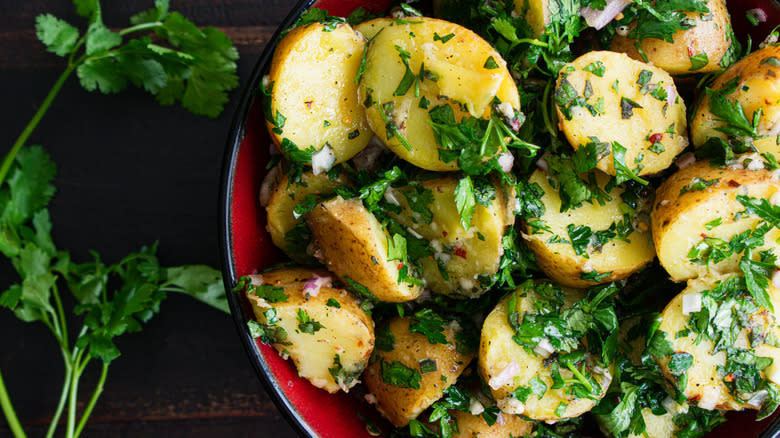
[691,44,780,148]
[363,315,474,427]
[387,176,515,298]
[359,17,520,171]
[263,167,346,262]
[555,51,688,177]
[246,268,374,393]
[654,275,780,411]
[523,169,655,288]
[479,281,612,421]
[610,0,736,75]
[651,160,780,282]
[451,409,533,438]
[306,197,423,302]
[266,22,371,165]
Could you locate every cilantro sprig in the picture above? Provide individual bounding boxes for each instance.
[0,2,236,437]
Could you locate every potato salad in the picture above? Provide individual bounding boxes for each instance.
[239,1,780,437]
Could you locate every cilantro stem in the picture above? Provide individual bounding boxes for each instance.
[65,349,86,438]
[541,79,557,138]
[515,38,549,48]
[45,356,73,438]
[0,62,78,187]
[118,22,163,36]
[565,362,594,393]
[0,368,27,438]
[73,362,108,438]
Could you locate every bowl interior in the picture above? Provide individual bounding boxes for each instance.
[220,1,780,437]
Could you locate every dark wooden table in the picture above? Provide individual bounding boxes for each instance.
[0,1,300,436]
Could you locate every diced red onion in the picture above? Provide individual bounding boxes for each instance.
[665,84,677,108]
[496,412,505,426]
[772,269,780,288]
[534,338,555,358]
[498,152,514,173]
[249,274,264,286]
[580,0,631,30]
[536,155,549,172]
[311,145,336,175]
[469,398,485,416]
[682,292,702,315]
[675,152,696,169]
[489,361,520,389]
[258,165,280,207]
[303,274,331,297]
[748,8,768,23]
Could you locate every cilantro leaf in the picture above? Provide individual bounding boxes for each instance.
[35,14,80,57]
[163,265,228,313]
[454,176,476,230]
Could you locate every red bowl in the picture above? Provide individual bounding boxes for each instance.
[218,1,780,437]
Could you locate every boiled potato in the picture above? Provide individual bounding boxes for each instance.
[387,176,515,298]
[691,44,780,148]
[266,22,371,166]
[263,167,347,262]
[555,51,688,177]
[479,281,611,421]
[246,268,374,393]
[522,169,655,288]
[363,315,474,427]
[359,17,520,171]
[306,196,423,302]
[513,0,550,37]
[654,275,780,411]
[651,159,780,282]
[451,409,534,438]
[354,17,393,41]
[610,0,736,75]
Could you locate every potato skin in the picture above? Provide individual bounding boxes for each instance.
[451,409,533,438]
[523,169,655,288]
[359,17,519,171]
[610,0,736,75]
[264,168,346,262]
[691,44,780,148]
[651,160,780,282]
[388,176,514,298]
[555,51,688,177]
[478,283,611,421]
[512,0,550,37]
[655,276,780,411]
[266,22,371,164]
[246,268,374,394]
[306,197,423,302]
[363,317,474,427]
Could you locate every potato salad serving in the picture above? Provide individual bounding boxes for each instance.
[237,0,780,437]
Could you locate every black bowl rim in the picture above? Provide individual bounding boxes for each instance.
[218,1,317,437]
[216,1,780,437]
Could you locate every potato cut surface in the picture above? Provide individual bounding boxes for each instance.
[610,0,736,75]
[651,160,780,282]
[523,169,655,288]
[387,176,514,298]
[246,268,374,393]
[359,17,519,171]
[306,197,423,302]
[266,22,371,164]
[264,168,346,263]
[555,51,688,177]
[654,275,780,411]
[451,409,533,438]
[479,282,611,421]
[363,316,474,427]
[691,44,780,148]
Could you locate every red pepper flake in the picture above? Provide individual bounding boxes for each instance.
[724,373,735,382]
[728,180,740,188]
[648,133,663,144]
[442,230,448,237]
[397,262,404,271]
[687,46,694,57]
[454,247,467,259]
[511,118,521,132]
[305,100,313,109]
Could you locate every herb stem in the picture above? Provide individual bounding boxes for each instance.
[0,62,77,187]
[73,361,107,438]
[542,79,557,138]
[566,362,594,393]
[118,21,163,36]
[45,357,73,438]
[515,38,549,48]
[0,368,27,438]
[65,349,86,438]
[52,284,70,351]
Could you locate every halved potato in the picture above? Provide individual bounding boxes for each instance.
[512,0,551,37]
[651,160,780,282]
[451,409,534,438]
[363,316,474,427]
[479,282,611,421]
[354,17,393,41]
[359,17,520,171]
[691,44,780,148]
[655,275,780,411]
[266,22,371,165]
[263,167,346,262]
[246,268,374,393]
[610,0,736,75]
[522,169,655,288]
[555,51,688,177]
[306,196,423,302]
[387,176,515,298]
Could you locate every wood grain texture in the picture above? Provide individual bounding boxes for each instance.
[0,0,301,437]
